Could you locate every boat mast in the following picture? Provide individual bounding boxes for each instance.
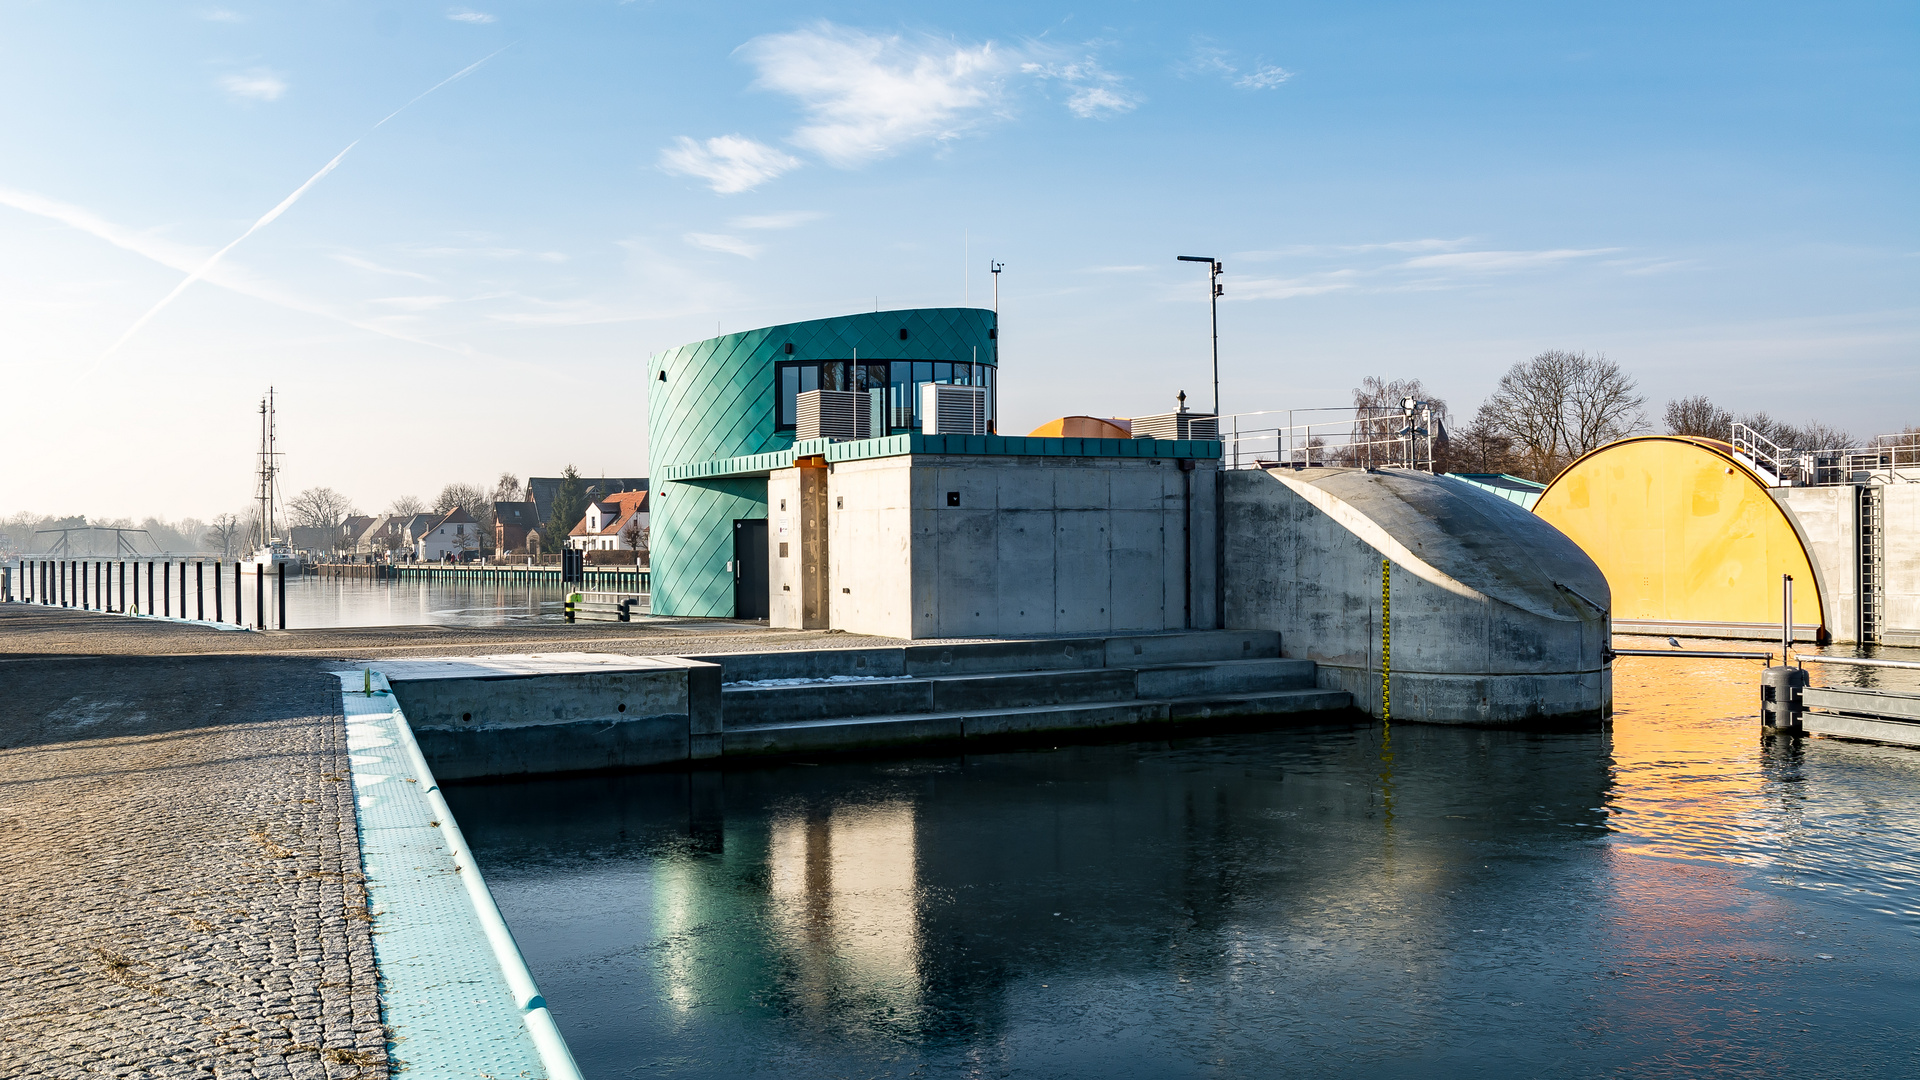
[257,394,270,549]
[267,387,280,544]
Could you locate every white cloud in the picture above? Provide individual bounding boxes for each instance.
[1236,238,1471,260]
[448,11,496,23]
[371,295,456,311]
[333,253,438,282]
[740,24,1017,166]
[1399,248,1617,271]
[1235,65,1293,90]
[1021,55,1139,118]
[1231,273,1359,300]
[729,210,826,230]
[220,70,286,102]
[684,232,763,258]
[0,185,470,356]
[1184,42,1293,92]
[659,135,801,194]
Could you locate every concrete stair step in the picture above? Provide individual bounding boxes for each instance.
[721,688,1356,756]
[688,629,1283,684]
[721,667,1140,726]
[1162,688,1355,720]
[1132,658,1318,698]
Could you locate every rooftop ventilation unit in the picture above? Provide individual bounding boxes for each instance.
[796,389,871,441]
[1130,410,1220,441]
[921,384,988,436]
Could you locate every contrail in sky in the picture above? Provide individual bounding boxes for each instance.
[97,45,511,363]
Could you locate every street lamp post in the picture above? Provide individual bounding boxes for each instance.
[1176,255,1223,415]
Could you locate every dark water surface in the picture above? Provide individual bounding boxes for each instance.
[446,644,1920,1078]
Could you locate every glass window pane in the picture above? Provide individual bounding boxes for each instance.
[779,365,799,428]
[914,361,932,384]
[953,362,971,386]
[933,362,952,384]
[800,364,818,393]
[891,363,912,429]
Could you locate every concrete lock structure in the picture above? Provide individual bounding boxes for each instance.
[1223,468,1612,726]
[1535,434,1920,645]
[648,308,1612,727]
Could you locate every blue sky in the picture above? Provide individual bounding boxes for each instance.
[2,1,1914,518]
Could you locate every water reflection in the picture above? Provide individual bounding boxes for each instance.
[1608,637,1920,922]
[445,648,1920,1078]
[279,575,579,627]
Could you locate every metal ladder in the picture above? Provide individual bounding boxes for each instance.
[1858,484,1885,643]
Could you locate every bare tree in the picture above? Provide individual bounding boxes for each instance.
[387,495,425,515]
[492,472,524,503]
[1448,402,1518,474]
[1664,395,1732,439]
[1737,412,1854,451]
[620,514,647,556]
[1348,376,1446,468]
[205,513,244,558]
[289,486,357,539]
[1481,351,1645,482]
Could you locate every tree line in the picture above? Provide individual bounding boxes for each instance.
[1424,350,1884,484]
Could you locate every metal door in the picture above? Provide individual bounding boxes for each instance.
[733,519,769,619]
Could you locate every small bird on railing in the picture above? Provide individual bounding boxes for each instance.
[1668,636,1685,649]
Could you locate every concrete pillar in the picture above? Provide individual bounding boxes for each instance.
[799,462,830,629]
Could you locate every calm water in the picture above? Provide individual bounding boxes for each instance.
[445,645,1920,1078]
[279,575,584,628]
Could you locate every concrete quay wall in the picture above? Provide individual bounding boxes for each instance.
[1885,485,1920,646]
[1222,468,1612,727]
[814,453,1219,639]
[1776,483,1920,646]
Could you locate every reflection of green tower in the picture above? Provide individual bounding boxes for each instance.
[648,308,996,617]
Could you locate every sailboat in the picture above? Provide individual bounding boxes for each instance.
[241,388,303,577]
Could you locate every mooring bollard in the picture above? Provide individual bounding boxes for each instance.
[233,562,242,626]
[195,562,204,620]
[564,592,580,623]
[1761,665,1808,734]
[255,567,264,630]
[277,562,286,630]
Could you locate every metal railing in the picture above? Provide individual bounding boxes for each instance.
[1731,425,1920,487]
[1219,404,1448,472]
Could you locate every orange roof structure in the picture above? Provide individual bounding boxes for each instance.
[1027,416,1133,439]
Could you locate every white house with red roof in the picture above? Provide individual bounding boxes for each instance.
[415,506,479,561]
[567,490,648,552]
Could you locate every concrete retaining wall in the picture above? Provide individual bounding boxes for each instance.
[1222,468,1611,727]
[1886,485,1920,646]
[388,658,721,779]
[1777,486,1858,642]
[822,453,1217,639]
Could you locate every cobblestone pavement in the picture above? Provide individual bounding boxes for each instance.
[0,641,384,1078]
[0,605,929,1076]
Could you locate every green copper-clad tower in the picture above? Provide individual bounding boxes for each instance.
[649,308,997,617]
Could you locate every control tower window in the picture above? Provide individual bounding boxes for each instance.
[777,359,986,432]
